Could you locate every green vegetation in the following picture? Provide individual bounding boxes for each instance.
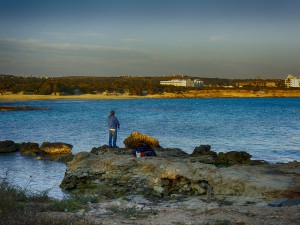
[0,74,284,96]
[0,177,159,224]
[0,178,93,225]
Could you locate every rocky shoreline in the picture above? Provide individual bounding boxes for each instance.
[1,137,299,202]
[1,135,300,225]
[0,105,48,111]
[0,140,74,163]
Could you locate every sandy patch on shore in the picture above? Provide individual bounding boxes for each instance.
[1,90,300,101]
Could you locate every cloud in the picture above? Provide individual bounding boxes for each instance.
[122,38,143,42]
[42,32,104,40]
[209,35,227,41]
[0,38,142,53]
[0,37,156,76]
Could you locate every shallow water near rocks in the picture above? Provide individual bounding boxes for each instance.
[0,152,68,199]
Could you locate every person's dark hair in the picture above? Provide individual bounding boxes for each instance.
[110,111,115,116]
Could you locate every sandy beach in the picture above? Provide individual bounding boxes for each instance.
[1,89,300,101]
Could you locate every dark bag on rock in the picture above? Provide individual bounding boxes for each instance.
[132,144,157,157]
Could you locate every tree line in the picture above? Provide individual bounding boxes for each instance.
[0,74,284,95]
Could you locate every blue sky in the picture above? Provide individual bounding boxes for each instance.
[0,0,299,78]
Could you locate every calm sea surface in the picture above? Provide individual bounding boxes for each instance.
[1,98,299,198]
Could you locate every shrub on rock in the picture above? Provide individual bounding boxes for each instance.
[123,132,160,149]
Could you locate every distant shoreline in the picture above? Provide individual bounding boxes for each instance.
[1,89,300,101]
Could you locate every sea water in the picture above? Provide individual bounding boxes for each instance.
[0,98,299,198]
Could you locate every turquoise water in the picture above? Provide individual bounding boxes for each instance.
[0,98,299,198]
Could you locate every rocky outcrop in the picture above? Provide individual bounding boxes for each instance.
[40,142,73,154]
[19,142,40,156]
[0,140,19,153]
[190,145,267,165]
[216,151,252,165]
[91,145,189,158]
[0,140,74,163]
[191,145,217,157]
[43,153,74,164]
[60,150,300,200]
[123,132,161,149]
[0,106,48,111]
[91,145,132,155]
[38,142,74,163]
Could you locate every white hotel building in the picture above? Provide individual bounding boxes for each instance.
[160,79,204,87]
[285,75,300,88]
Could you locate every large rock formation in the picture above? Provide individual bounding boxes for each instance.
[60,150,300,200]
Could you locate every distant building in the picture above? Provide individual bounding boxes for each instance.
[160,79,203,87]
[285,74,300,88]
[194,79,204,87]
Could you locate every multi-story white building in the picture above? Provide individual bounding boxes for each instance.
[160,79,203,87]
[285,75,300,88]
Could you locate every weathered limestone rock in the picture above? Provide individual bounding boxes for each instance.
[190,145,217,164]
[190,145,216,158]
[216,151,252,165]
[91,145,188,158]
[0,140,19,153]
[91,145,132,155]
[190,145,266,165]
[40,142,73,154]
[60,151,300,200]
[45,153,74,164]
[19,142,40,156]
[210,162,300,199]
[155,148,189,158]
[123,132,160,149]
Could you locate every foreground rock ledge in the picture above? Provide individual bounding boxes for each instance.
[60,151,300,200]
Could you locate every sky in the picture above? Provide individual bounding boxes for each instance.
[0,0,300,79]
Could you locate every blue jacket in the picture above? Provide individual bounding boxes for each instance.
[107,116,120,129]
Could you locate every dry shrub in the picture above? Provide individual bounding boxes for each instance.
[123,132,160,149]
[0,179,92,225]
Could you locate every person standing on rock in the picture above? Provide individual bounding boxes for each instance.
[107,110,120,148]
